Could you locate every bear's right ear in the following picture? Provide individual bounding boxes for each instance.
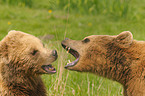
[114,31,133,48]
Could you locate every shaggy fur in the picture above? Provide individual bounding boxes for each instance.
[62,31,145,96]
[0,31,57,96]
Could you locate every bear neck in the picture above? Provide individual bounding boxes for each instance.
[1,63,47,96]
[104,42,132,85]
[84,43,132,85]
[104,41,145,96]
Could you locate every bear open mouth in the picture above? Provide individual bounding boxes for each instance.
[41,64,56,74]
[61,43,80,68]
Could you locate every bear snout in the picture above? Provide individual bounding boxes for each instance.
[52,50,58,59]
[65,38,69,40]
[61,38,70,45]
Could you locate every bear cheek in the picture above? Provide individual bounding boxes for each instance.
[25,58,44,74]
[83,52,106,72]
[30,63,46,74]
[37,67,47,74]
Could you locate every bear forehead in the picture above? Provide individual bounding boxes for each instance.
[1,30,43,49]
[84,35,115,42]
[8,30,39,40]
[8,30,41,44]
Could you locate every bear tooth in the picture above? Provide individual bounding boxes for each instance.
[67,47,70,53]
[48,67,53,71]
[65,46,68,50]
[68,60,71,63]
[67,60,71,65]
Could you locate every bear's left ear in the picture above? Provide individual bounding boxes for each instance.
[114,31,133,48]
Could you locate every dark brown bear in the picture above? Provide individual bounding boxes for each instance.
[62,31,145,96]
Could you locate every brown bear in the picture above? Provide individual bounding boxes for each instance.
[61,31,145,96]
[0,30,57,96]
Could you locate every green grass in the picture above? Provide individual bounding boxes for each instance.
[0,0,145,96]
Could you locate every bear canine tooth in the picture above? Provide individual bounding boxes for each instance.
[67,47,70,53]
[68,60,71,63]
[65,46,68,50]
[67,60,71,65]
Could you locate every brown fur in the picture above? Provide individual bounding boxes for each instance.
[62,31,145,96]
[0,31,57,96]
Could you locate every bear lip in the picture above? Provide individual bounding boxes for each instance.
[41,65,56,74]
[64,57,80,68]
[61,43,80,68]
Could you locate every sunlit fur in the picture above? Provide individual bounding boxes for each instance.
[0,31,56,96]
[62,31,145,96]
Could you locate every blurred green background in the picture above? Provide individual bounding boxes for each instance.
[0,0,145,96]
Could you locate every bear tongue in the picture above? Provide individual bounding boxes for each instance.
[41,65,56,74]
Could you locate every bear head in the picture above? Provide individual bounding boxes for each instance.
[0,30,57,76]
[61,31,133,73]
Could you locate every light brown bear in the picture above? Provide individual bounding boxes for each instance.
[61,31,145,96]
[0,30,57,96]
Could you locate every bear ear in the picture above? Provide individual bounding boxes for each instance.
[114,31,133,48]
[8,30,17,36]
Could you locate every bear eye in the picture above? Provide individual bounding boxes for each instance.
[82,38,90,43]
[31,50,38,55]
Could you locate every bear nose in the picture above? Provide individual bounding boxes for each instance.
[65,38,69,40]
[52,50,57,57]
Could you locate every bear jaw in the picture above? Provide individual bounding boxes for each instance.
[41,64,56,74]
[61,43,80,68]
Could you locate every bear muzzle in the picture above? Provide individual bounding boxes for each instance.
[61,41,80,69]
